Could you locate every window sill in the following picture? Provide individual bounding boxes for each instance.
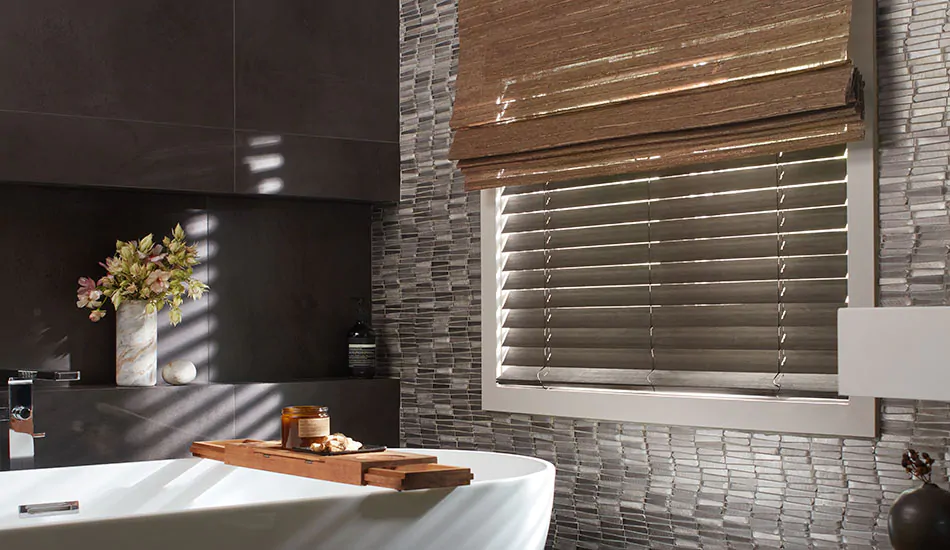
[482,381,877,437]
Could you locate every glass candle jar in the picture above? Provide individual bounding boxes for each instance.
[281,406,330,449]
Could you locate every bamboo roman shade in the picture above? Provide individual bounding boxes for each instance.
[450,0,865,191]
[497,146,848,396]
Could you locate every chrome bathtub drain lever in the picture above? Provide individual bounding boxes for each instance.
[19,501,80,518]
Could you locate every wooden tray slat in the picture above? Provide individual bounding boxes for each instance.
[365,463,475,491]
[190,439,472,491]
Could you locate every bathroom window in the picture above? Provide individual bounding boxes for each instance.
[481,140,877,437]
[460,0,878,437]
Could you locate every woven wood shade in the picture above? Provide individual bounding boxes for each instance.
[496,146,848,397]
[450,0,865,191]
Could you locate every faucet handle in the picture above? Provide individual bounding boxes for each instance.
[10,405,31,421]
[1,370,80,382]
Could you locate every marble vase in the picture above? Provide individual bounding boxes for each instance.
[116,300,158,387]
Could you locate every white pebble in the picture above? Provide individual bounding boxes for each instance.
[161,360,197,385]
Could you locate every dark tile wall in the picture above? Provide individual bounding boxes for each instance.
[0,0,396,473]
[0,1,233,126]
[209,196,371,382]
[234,0,399,142]
[0,183,371,386]
[231,0,399,201]
[0,0,398,201]
[0,111,235,193]
[376,1,950,549]
[234,131,398,201]
[0,379,400,470]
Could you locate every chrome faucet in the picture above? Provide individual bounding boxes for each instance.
[0,369,80,470]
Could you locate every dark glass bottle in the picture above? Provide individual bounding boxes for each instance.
[347,299,376,378]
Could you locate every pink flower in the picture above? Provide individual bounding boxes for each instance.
[145,270,172,294]
[148,244,167,264]
[77,277,101,308]
[89,310,106,322]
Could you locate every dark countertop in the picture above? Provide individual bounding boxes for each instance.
[0,378,400,471]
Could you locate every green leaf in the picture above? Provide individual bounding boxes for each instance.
[173,223,185,240]
[111,293,123,310]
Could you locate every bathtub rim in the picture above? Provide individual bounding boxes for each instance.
[0,448,555,533]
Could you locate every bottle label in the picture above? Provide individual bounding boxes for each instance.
[298,417,330,438]
[349,343,376,369]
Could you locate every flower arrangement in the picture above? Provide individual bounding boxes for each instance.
[77,224,209,326]
[902,449,935,484]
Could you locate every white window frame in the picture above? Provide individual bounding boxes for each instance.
[479,1,877,437]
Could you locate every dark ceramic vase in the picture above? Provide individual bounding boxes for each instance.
[889,482,950,549]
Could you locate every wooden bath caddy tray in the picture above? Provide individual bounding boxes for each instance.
[190,439,473,491]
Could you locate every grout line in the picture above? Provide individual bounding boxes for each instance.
[0,111,397,146]
[0,108,233,132]
[235,127,400,145]
[233,0,238,193]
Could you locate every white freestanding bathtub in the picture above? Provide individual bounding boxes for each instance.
[0,449,555,550]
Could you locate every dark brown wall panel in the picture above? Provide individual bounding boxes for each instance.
[0,111,234,193]
[208,195,372,382]
[235,131,399,201]
[235,0,398,142]
[0,0,398,201]
[0,0,233,127]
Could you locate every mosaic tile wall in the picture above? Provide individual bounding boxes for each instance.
[372,1,950,548]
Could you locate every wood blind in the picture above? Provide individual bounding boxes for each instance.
[497,145,848,397]
[451,0,865,191]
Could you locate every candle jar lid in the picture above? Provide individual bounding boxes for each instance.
[282,406,328,416]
